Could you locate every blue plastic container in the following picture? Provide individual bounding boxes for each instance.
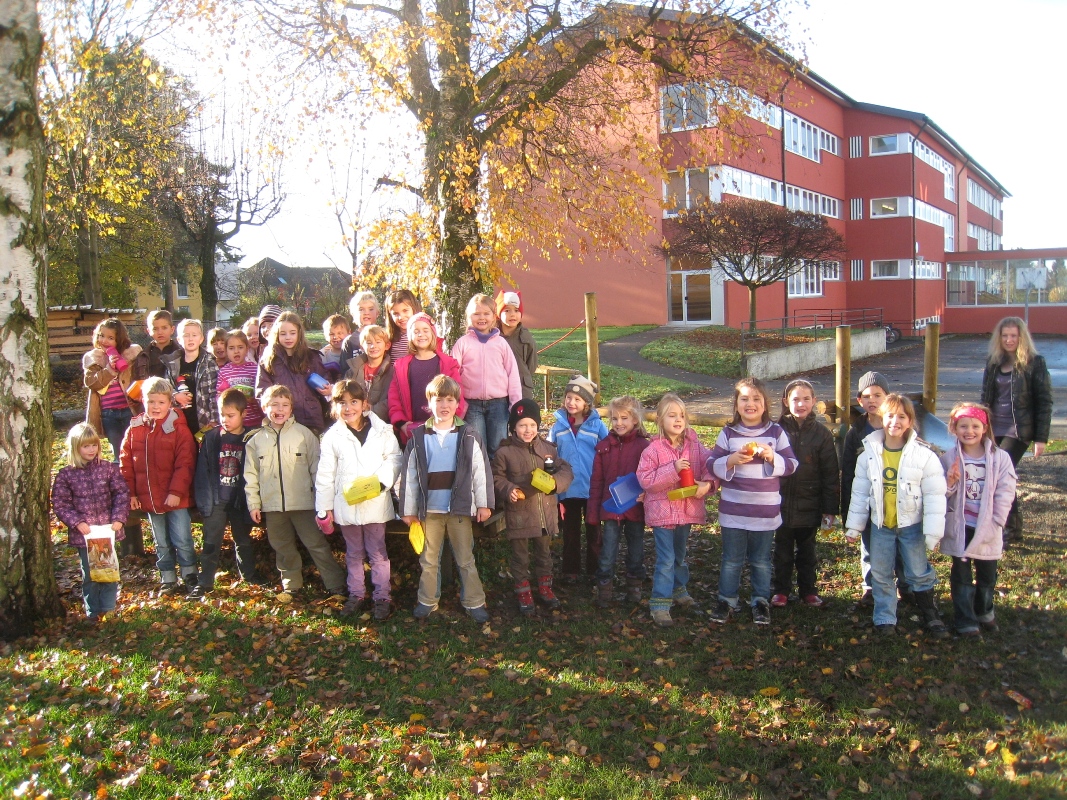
[602,472,643,515]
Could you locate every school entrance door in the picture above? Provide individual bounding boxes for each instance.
[668,269,724,324]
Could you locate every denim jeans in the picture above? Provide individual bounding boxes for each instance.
[463,397,510,459]
[147,508,197,584]
[595,519,646,582]
[859,520,909,593]
[869,522,937,625]
[650,524,691,610]
[78,546,119,616]
[199,503,257,589]
[100,407,133,458]
[718,527,774,608]
[950,526,997,632]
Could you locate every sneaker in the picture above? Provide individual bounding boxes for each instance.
[802,594,824,607]
[874,624,897,637]
[709,599,732,624]
[924,618,950,639]
[413,602,435,620]
[160,582,186,596]
[979,618,999,633]
[187,585,212,601]
[672,594,696,609]
[341,596,365,616]
[372,600,393,621]
[752,600,771,626]
[466,605,490,624]
[770,593,789,608]
[650,608,674,627]
[856,589,874,608]
[956,627,981,638]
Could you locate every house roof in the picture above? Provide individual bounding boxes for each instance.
[241,258,352,290]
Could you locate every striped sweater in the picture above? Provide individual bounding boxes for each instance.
[217,361,264,428]
[708,422,798,531]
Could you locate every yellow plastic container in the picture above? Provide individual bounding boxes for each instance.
[667,484,700,501]
[408,520,425,554]
[343,476,382,505]
[530,468,556,494]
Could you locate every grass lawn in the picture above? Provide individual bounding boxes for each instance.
[3,429,1066,798]
[531,325,699,406]
[641,325,836,380]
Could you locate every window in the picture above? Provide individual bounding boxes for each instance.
[915,260,942,279]
[967,178,1002,218]
[788,261,823,297]
[819,130,840,157]
[914,140,956,202]
[736,88,782,128]
[948,259,1067,306]
[851,259,865,281]
[661,83,710,132]
[870,134,908,155]
[850,198,863,220]
[177,306,191,317]
[719,165,782,204]
[967,222,1001,251]
[664,168,711,215]
[785,185,840,218]
[176,279,189,299]
[849,136,862,158]
[871,197,909,217]
[784,112,838,162]
[873,259,905,279]
[822,261,841,281]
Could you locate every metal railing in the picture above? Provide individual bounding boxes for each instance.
[739,307,884,360]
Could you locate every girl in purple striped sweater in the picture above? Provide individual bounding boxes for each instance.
[708,378,798,626]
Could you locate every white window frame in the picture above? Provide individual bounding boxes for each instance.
[663,167,711,216]
[784,112,838,163]
[821,261,842,281]
[913,140,956,202]
[915,260,942,279]
[869,133,911,156]
[785,185,840,219]
[787,261,823,297]
[872,259,911,279]
[870,197,912,218]
[736,88,783,129]
[661,83,711,132]
[176,279,190,300]
[967,222,1001,251]
[850,259,864,281]
[850,198,863,220]
[849,136,862,158]
[967,178,1002,219]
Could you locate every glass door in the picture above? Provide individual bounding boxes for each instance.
[684,272,712,322]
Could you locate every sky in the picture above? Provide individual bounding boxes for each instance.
[228,0,1067,272]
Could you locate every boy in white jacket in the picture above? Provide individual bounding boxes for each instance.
[845,394,948,637]
[316,381,402,619]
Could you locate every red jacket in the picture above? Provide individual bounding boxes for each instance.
[119,409,196,513]
[587,428,651,526]
[387,348,466,444]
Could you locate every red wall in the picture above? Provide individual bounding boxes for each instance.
[942,305,1066,335]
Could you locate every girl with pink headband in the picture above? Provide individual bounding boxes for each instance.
[939,402,1017,636]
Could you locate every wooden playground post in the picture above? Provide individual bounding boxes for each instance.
[923,321,941,414]
[584,292,600,402]
[835,325,851,423]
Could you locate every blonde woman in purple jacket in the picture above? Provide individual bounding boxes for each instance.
[940,403,1017,636]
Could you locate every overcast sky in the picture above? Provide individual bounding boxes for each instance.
[229,0,1065,271]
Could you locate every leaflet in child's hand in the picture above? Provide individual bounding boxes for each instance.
[85,526,120,582]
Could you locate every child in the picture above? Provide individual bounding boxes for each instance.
[940,403,1016,636]
[51,423,130,621]
[242,317,262,362]
[636,393,715,626]
[320,313,351,381]
[208,327,229,368]
[162,318,220,439]
[845,394,948,637]
[493,398,573,615]
[191,388,267,599]
[258,304,282,348]
[316,380,402,619]
[341,290,382,362]
[497,291,539,401]
[119,377,198,594]
[547,374,608,583]
[772,380,839,608]
[255,311,333,434]
[140,309,180,379]
[451,293,522,460]
[245,385,348,600]
[344,324,394,421]
[399,375,493,623]
[82,317,147,457]
[588,395,650,607]
[217,330,264,428]
[709,378,798,626]
[388,313,465,445]
[386,289,422,363]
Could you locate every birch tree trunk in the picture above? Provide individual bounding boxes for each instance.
[0,0,64,637]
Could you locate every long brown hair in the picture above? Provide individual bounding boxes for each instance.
[386,289,423,343]
[731,377,771,426]
[92,318,131,353]
[988,316,1038,371]
[262,311,313,376]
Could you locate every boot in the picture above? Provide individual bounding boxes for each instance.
[594,579,613,609]
[913,590,949,639]
[515,580,535,615]
[535,575,561,609]
[626,577,643,604]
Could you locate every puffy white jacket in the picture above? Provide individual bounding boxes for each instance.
[315,413,402,526]
[845,429,947,548]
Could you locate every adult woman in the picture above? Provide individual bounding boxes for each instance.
[980,317,1053,541]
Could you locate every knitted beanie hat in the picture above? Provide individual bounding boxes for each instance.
[856,371,890,394]
[564,374,597,407]
[258,305,283,326]
[498,291,523,315]
[406,312,440,352]
[508,397,541,432]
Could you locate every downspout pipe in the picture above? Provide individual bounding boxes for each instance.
[911,119,931,334]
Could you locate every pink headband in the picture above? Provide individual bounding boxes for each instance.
[952,406,988,426]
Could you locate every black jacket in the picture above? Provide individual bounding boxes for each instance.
[779,413,840,528]
[980,355,1054,444]
[194,425,257,518]
[839,415,874,518]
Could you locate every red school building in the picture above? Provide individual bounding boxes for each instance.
[508,34,1067,336]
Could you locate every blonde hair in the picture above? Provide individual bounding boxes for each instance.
[359,324,390,348]
[426,374,461,401]
[349,290,380,319]
[608,395,644,427]
[878,393,916,429]
[260,384,295,407]
[141,377,174,399]
[654,393,687,437]
[731,377,771,426]
[66,422,101,468]
[988,316,1038,370]
[948,402,997,447]
[465,293,496,324]
[176,318,204,339]
[207,326,227,344]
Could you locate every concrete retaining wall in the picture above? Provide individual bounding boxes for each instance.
[742,328,886,381]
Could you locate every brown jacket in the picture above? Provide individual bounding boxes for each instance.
[83,344,147,434]
[492,434,573,540]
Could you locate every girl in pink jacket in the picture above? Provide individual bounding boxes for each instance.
[636,393,716,627]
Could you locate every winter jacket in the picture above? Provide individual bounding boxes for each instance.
[244,418,320,514]
[340,330,365,364]
[52,458,130,547]
[939,441,1016,561]
[709,422,799,532]
[83,344,148,434]
[546,409,609,501]
[778,413,840,529]
[637,430,716,528]
[501,324,539,399]
[840,415,875,517]
[845,429,947,547]
[161,347,220,431]
[387,349,467,442]
[255,349,332,434]
[193,425,258,518]
[315,415,402,526]
[450,329,522,405]
[134,340,180,380]
[492,434,574,539]
[587,427,651,526]
[399,419,494,520]
[344,353,395,422]
[119,409,196,513]
[980,355,1054,445]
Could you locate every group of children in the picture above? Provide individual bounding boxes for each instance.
[55,293,1016,639]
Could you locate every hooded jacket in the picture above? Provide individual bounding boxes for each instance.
[161,347,220,431]
[939,440,1016,560]
[315,414,402,526]
[52,457,130,547]
[119,409,196,513]
[344,352,395,422]
[450,328,522,405]
[546,408,609,501]
[778,412,840,529]
[587,427,651,526]
[492,434,573,539]
[387,348,466,442]
[255,348,331,434]
[83,344,147,433]
[244,417,320,514]
[980,355,1054,445]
